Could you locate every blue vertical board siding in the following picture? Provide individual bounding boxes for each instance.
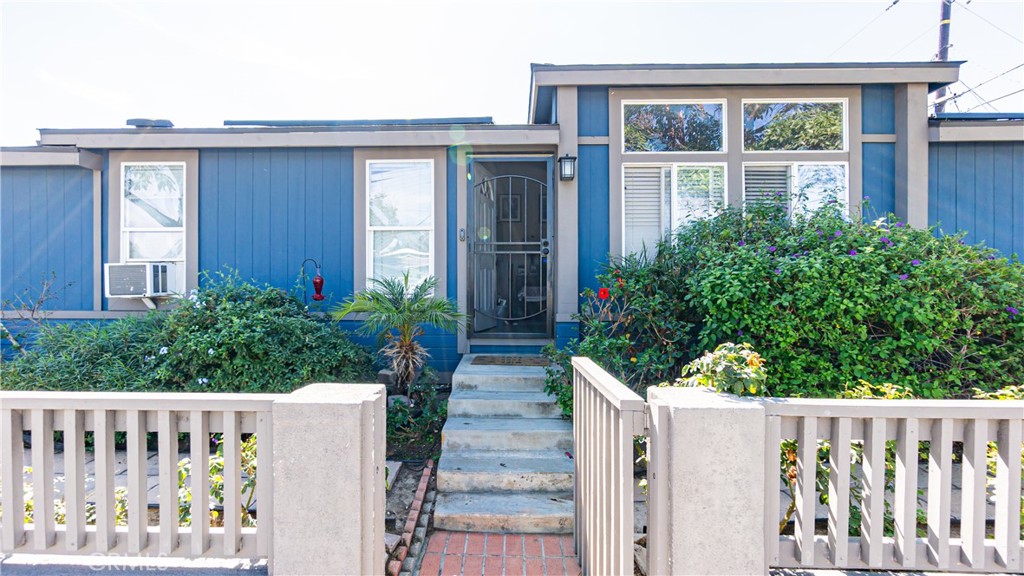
[928,141,1024,257]
[535,86,556,124]
[862,143,896,221]
[1,166,94,310]
[578,145,610,293]
[198,148,355,303]
[446,147,458,302]
[578,86,610,137]
[556,322,579,349]
[861,84,895,134]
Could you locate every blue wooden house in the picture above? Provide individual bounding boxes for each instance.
[2,61,1022,372]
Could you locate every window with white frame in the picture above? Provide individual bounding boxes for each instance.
[366,160,434,287]
[623,101,726,153]
[743,162,849,216]
[121,162,186,264]
[623,163,726,255]
[742,100,847,152]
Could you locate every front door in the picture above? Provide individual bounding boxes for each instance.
[468,159,552,338]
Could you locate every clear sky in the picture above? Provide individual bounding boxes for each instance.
[1,0,1021,145]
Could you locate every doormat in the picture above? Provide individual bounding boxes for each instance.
[471,355,549,367]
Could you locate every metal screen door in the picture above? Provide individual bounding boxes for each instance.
[469,164,551,338]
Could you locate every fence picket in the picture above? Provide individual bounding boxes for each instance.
[926,418,953,568]
[827,417,851,565]
[994,418,1022,571]
[960,419,988,568]
[1,409,26,549]
[222,411,241,556]
[126,409,148,553]
[63,409,86,551]
[859,417,886,568]
[30,409,55,550]
[93,409,116,552]
[794,416,817,566]
[894,417,919,567]
[157,410,179,555]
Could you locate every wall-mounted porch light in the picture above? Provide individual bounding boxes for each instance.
[558,154,577,181]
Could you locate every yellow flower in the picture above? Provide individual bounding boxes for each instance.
[630,357,637,363]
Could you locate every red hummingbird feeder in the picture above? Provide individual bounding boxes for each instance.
[302,259,326,302]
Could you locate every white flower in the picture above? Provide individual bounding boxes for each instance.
[207,348,215,356]
[197,377,209,385]
[159,347,168,355]
[144,355,154,362]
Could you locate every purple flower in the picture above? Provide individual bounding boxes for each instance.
[737,240,746,247]
[958,240,966,245]
[1008,306,1020,317]
[988,255,997,260]
[899,274,909,280]
[768,246,777,253]
[911,259,921,266]
[834,230,842,238]
[895,221,905,228]
[817,229,824,237]
[849,249,858,256]
[774,268,782,274]
[737,329,744,336]
[879,236,890,244]
[863,195,870,200]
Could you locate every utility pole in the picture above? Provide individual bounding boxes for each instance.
[934,0,953,113]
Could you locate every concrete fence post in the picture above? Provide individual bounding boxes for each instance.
[646,387,768,576]
[271,383,386,576]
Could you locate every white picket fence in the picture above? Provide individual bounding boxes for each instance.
[572,358,1024,575]
[0,384,386,574]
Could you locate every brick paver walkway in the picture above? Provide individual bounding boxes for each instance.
[418,531,581,576]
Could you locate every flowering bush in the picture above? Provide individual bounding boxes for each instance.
[1,269,374,392]
[659,342,767,395]
[546,201,1024,408]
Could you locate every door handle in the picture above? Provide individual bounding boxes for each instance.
[541,248,550,255]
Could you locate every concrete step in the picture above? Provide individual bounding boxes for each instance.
[437,450,574,493]
[447,390,563,419]
[433,491,573,534]
[451,355,548,392]
[442,417,572,452]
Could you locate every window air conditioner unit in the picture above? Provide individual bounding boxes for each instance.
[105,262,176,299]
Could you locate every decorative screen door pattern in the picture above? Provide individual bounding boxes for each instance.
[470,174,550,336]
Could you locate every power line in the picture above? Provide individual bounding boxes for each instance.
[954,1,1024,45]
[828,0,902,58]
[891,21,939,57]
[934,80,999,112]
[971,62,1024,92]
[964,87,1024,112]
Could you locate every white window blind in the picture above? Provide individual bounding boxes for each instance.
[624,165,665,255]
[743,165,791,208]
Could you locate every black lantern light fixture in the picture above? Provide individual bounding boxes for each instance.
[558,154,577,181]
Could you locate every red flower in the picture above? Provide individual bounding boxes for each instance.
[598,287,610,300]
[617,277,625,288]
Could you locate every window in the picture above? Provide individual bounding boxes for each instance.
[743,100,846,151]
[623,163,726,254]
[623,101,725,153]
[743,162,849,216]
[121,162,185,264]
[366,160,434,287]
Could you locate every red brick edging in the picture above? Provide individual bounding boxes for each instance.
[388,458,435,576]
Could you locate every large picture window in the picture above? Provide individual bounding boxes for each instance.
[623,101,725,153]
[623,163,726,255]
[366,160,434,288]
[121,162,185,263]
[743,162,849,216]
[742,100,846,151]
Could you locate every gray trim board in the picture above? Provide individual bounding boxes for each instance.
[862,134,899,143]
[928,121,1024,142]
[578,136,610,145]
[37,127,560,149]
[531,62,960,92]
[0,147,103,170]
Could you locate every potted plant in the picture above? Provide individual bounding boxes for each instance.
[331,272,464,398]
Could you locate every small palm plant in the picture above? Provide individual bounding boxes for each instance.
[332,272,464,395]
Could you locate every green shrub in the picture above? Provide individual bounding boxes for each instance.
[546,202,1024,407]
[1,270,374,392]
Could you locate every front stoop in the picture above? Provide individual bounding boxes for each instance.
[434,354,574,534]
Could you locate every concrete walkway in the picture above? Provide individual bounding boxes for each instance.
[417,531,580,576]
